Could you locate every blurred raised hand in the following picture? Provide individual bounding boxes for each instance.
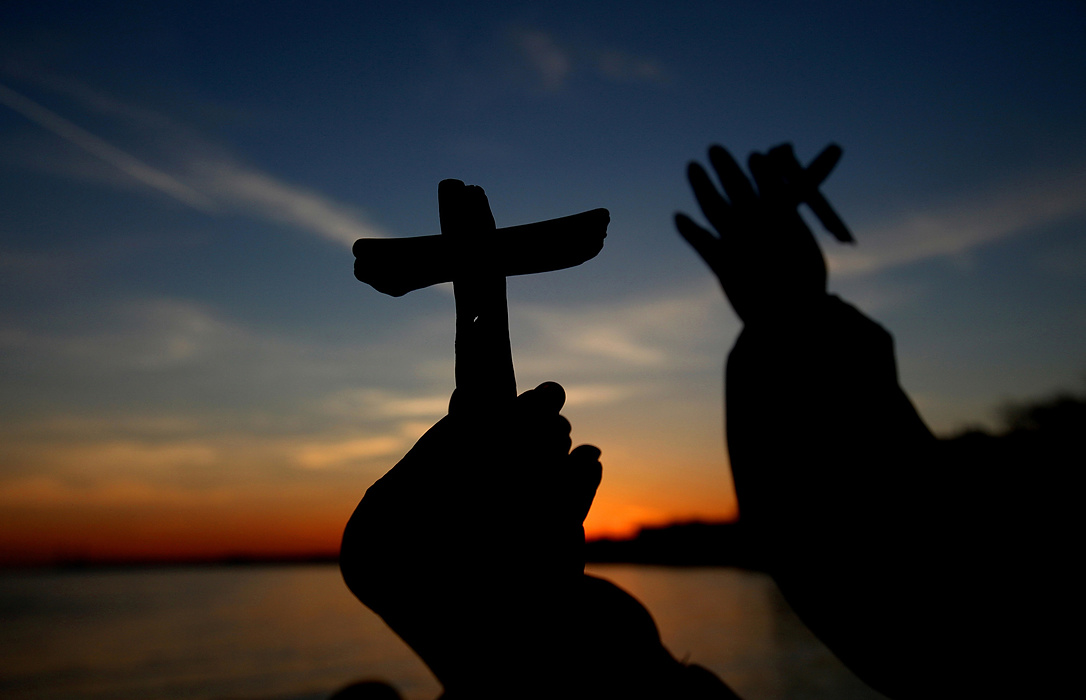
[675,143,848,324]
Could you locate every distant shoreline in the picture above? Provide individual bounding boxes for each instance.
[2,520,761,572]
[586,520,762,570]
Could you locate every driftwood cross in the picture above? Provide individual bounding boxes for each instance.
[353,179,609,408]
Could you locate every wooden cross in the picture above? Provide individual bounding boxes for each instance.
[353,179,609,409]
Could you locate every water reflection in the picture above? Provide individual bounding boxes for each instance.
[591,565,886,699]
[0,566,438,700]
[0,564,884,699]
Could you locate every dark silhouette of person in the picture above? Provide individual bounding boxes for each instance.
[676,143,1069,699]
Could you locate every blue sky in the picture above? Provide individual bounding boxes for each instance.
[1,0,1084,558]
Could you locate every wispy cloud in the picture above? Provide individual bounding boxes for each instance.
[190,158,387,246]
[562,383,639,407]
[0,82,217,212]
[0,428,405,492]
[0,474,217,508]
[0,80,388,245]
[0,297,459,434]
[596,50,667,84]
[513,29,667,91]
[828,169,1086,276]
[0,298,248,371]
[514,283,732,381]
[2,63,183,128]
[517,30,573,90]
[0,295,455,457]
[317,387,449,421]
[292,435,405,470]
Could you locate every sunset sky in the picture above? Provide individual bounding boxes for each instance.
[2,1,1084,564]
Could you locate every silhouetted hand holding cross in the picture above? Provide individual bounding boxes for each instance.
[341,181,608,694]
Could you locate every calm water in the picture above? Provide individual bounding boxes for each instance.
[0,564,885,700]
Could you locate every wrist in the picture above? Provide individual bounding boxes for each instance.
[739,291,834,331]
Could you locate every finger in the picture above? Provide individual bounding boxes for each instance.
[802,145,853,244]
[439,179,515,413]
[766,144,807,208]
[675,213,723,275]
[515,384,573,455]
[767,145,853,244]
[569,444,603,522]
[707,145,757,208]
[513,383,572,457]
[749,150,811,240]
[806,143,842,185]
[747,151,792,205]
[687,161,733,234]
[808,197,853,244]
[555,415,574,455]
[454,278,513,412]
[513,412,573,459]
[748,151,829,299]
[766,143,800,180]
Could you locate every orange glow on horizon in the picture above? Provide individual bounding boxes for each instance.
[0,415,738,567]
[0,475,738,567]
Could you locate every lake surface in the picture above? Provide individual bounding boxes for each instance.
[0,564,886,699]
